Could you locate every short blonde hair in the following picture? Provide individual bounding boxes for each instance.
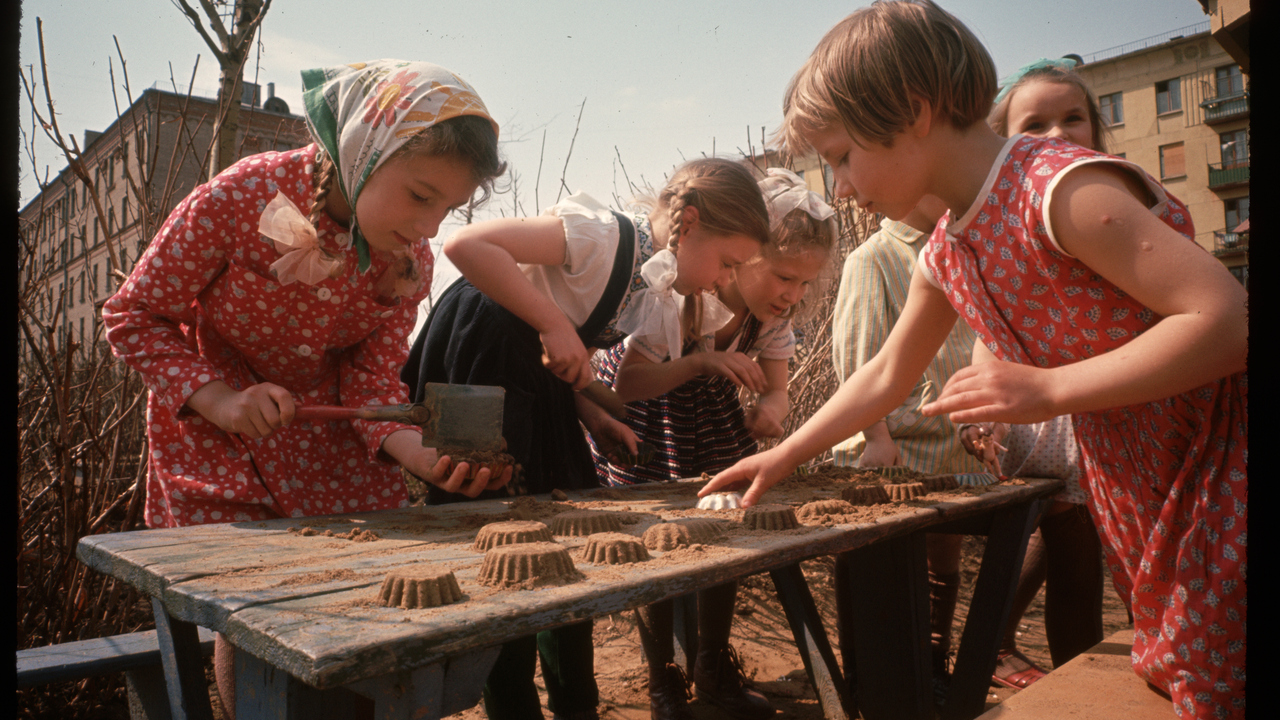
[780,0,997,154]
[988,65,1111,153]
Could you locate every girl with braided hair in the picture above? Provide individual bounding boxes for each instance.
[587,168,836,720]
[402,157,770,720]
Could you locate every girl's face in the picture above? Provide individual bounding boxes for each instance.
[1006,80,1095,150]
[353,153,480,254]
[805,123,929,222]
[732,248,827,322]
[671,212,760,296]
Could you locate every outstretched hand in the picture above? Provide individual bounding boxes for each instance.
[697,447,797,507]
[921,360,1057,425]
[383,430,512,498]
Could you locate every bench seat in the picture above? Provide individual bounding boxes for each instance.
[17,627,216,688]
[978,629,1173,719]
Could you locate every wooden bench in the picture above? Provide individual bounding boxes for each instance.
[17,627,217,720]
[977,629,1174,719]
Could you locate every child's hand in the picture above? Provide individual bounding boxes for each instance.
[921,360,1057,425]
[698,447,796,507]
[858,435,902,468]
[743,403,784,440]
[958,424,989,458]
[540,323,593,389]
[697,351,767,393]
[383,430,511,497]
[187,380,296,439]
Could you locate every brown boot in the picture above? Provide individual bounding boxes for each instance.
[692,645,776,720]
[648,662,694,720]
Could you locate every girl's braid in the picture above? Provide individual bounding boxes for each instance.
[309,151,337,227]
[664,179,692,251]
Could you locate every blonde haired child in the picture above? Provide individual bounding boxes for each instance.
[402,157,770,720]
[702,3,1247,718]
[103,59,509,716]
[588,167,834,720]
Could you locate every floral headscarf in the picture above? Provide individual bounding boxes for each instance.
[300,60,499,271]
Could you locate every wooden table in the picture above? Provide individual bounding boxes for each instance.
[78,475,1061,720]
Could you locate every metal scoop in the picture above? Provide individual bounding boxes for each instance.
[294,383,505,452]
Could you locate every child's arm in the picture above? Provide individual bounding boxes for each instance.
[924,165,1248,424]
[743,357,790,439]
[444,216,594,389]
[701,267,961,505]
[611,344,767,402]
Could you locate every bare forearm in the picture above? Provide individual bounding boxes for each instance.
[1047,311,1246,415]
[613,354,705,402]
[448,241,569,334]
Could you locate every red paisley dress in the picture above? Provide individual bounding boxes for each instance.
[921,135,1246,719]
[103,145,429,528]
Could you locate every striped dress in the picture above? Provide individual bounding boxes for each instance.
[831,219,986,475]
[591,313,793,485]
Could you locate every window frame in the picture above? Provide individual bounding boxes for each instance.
[1099,92,1124,126]
[1158,142,1186,180]
[1155,78,1182,115]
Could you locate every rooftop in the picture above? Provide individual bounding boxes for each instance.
[1080,21,1211,65]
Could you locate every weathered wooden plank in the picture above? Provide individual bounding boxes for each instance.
[672,593,698,673]
[16,628,216,688]
[152,598,215,720]
[87,479,1063,691]
[941,497,1046,720]
[770,563,851,720]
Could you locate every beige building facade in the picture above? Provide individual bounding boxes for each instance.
[19,86,309,359]
[1075,22,1249,287]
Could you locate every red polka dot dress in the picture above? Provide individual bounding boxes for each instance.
[103,144,430,528]
[921,135,1247,719]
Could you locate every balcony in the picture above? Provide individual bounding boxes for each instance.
[1212,230,1249,257]
[1200,92,1249,125]
[1208,161,1249,190]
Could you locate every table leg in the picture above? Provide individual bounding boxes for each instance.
[672,592,699,673]
[940,497,1047,720]
[769,563,852,720]
[835,533,932,720]
[346,646,502,720]
[151,597,215,720]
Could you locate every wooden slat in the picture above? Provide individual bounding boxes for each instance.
[16,628,216,688]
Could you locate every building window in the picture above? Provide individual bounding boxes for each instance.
[1099,92,1123,125]
[1225,197,1249,230]
[1159,143,1185,179]
[1229,265,1248,290]
[1156,79,1181,114]
[1220,129,1248,167]
[1215,65,1244,98]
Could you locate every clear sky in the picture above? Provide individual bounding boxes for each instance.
[18,0,1209,315]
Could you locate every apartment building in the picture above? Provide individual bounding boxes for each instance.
[1074,20,1249,288]
[18,84,309,358]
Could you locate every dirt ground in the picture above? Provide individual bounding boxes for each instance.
[424,535,1133,720]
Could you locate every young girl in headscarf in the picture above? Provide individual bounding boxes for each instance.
[103,59,509,714]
